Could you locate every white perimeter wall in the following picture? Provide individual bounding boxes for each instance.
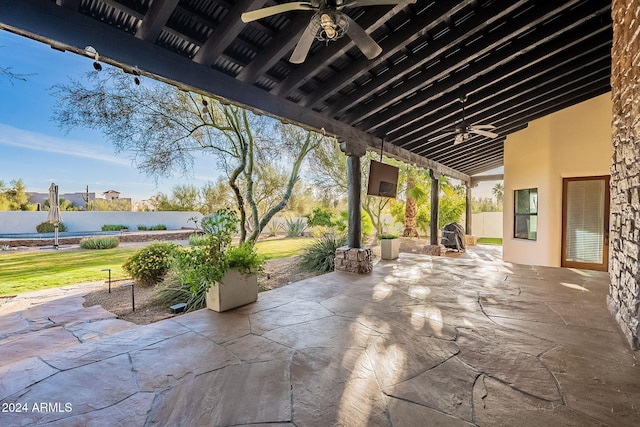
[503,93,612,266]
[471,212,503,238]
[0,211,203,234]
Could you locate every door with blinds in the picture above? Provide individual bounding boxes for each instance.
[561,176,610,271]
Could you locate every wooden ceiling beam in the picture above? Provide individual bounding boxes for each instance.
[56,0,80,10]
[192,0,267,67]
[236,16,309,83]
[328,0,589,119]
[417,80,610,164]
[397,55,611,150]
[136,0,180,42]
[445,144,504,172]
[355,8,612,133]
[301,0,494,109]
[464,159,504,176]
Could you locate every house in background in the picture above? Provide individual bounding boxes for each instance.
[103,190,120,200]
[28,189,136,211]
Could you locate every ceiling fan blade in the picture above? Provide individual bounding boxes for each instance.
[344,15,382,59]
[471,129,499,138]
[290,24,316,64]
[470,124,496,130]
[241,2,315,23]
[342,0,417,7]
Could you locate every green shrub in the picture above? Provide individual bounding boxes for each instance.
[101,224,128,231]
[177,208,241,297]
[298,234,348,273]
[122,241,179,287]
[284,217,308,237]
[307,207,334,227]
[335,210,374,241]
[137,225,148,231]
[173,245,226,294]
[226,243,265,274]
[79,236,120,249]
[151,224,167,230]
[188,233,209,246]
[36,222,68,233]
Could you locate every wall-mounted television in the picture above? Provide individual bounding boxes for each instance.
[367,160,399,198]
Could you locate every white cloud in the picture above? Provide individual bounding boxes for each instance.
[0,124,131,166]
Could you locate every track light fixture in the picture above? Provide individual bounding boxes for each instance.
[201,98,209,116]
[132,67,141,85]
[84,46,102,71]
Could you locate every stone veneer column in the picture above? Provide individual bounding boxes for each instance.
[608,0,640,350]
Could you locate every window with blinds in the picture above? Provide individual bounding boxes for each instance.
[565,179,605,263]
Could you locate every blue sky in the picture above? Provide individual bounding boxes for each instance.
[0,30,217,200]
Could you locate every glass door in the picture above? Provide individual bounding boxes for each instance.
[561,176,610,271]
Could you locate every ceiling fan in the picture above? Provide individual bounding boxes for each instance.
[443,97,499,145]
[241,0,416,64]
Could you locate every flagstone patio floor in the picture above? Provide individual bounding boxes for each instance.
[1,247,639,426]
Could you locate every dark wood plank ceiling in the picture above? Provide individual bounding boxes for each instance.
[0,0,612,179]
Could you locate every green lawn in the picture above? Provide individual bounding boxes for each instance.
[477,237,503,245]
[0,237,315,296]
[254,237,315,260]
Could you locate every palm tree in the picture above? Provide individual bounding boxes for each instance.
[403,170,421,237]
[492,182,504,204]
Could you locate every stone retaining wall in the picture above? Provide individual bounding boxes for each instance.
[608,0,640,350]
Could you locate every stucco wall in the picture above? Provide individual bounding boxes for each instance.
[503,93,612,266]
[0,211,203,234]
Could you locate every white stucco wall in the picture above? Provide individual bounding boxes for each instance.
[0,211,203,234]
[503,93,612,266]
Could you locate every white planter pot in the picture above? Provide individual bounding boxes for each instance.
[206,269,258,312]
[380,238,400,260]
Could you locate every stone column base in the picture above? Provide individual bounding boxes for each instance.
[465,235,477,246]
[334,246,373,274]
[422,244,446,256]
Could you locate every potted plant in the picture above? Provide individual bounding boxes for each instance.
[180,208,265,313]
[206,243,265,312]
[380,233,400,260]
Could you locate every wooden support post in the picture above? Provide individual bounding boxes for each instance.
[347,154,362,248]
[340,140,366,249]
[430,170,440,246]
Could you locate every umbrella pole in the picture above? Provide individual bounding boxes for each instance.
[54,224,59,250]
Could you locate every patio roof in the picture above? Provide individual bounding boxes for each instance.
[0,0,612,179]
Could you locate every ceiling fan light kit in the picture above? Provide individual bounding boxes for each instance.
[312,10,348,42]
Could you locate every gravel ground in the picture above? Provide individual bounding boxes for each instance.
[83,256,320,325]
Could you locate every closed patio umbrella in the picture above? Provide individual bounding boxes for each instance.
[47,182,62,249]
